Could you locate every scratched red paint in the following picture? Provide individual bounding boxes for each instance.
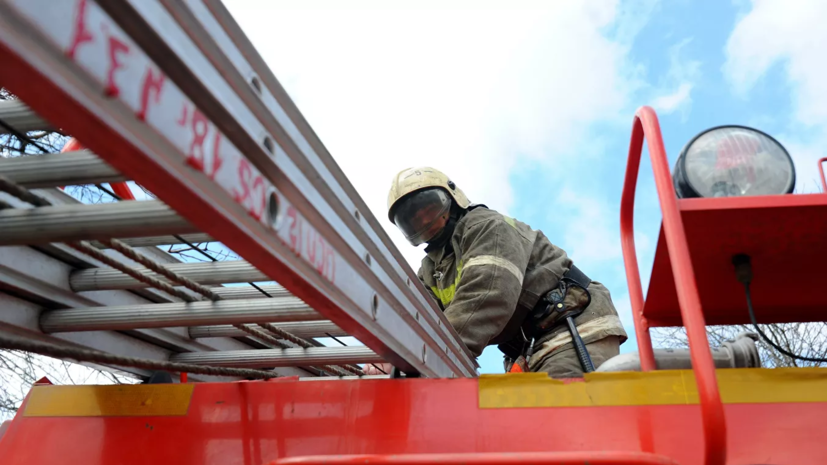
[137,67,165,121]
[233,158,268,220]
[286,206,336,282]
[66,0,93,60]
[104,35,129,96]
[54,0,338,284]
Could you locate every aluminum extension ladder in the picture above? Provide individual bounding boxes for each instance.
[0,0,476,381]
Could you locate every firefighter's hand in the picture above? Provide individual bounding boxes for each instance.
[363,363,392,375]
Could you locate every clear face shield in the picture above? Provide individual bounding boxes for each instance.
[392,188,453,246]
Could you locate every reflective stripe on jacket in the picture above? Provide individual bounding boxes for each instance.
[417,206,627,358]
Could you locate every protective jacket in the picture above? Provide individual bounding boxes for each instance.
[417,205,627,360]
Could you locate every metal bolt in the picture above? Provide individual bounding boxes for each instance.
[263,136,275,155]
[250,75,262,94]
[266,193,280,228]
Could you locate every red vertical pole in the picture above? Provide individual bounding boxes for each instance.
[818,157,826,192]
[60,137,136,200]
[635,106,727,465]
[110,182,136,201]
[620,117,656,371]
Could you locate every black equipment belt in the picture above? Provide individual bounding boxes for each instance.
[499,265,592,360]
[562,264,591,289]
[529,265,592,315]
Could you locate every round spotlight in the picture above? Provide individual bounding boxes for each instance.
[673,126,795,198]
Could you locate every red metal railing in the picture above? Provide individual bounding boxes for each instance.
[60,137,136,200]
[619,107,726,465]
[274,451,680,465]
[819,157,826,192]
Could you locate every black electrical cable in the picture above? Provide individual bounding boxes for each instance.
[733,254,827,364]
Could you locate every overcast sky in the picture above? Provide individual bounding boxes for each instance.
[224,0,827,373]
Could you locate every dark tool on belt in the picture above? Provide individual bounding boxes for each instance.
[527,265,596,373]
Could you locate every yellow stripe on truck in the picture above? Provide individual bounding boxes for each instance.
[479,368,827,408]
[24,384,194,417]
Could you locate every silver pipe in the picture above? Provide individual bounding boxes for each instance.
[0,200,196,245]
[0,150,125,188]
[40,297,319,332]
[597,332,761,372]
[70,260,266,291]
[0,100,53,134]
[189,321,344,339]
[212,284,292,300]
[171,346,382,368]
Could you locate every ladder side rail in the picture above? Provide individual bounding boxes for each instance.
[0,0,469,377]
[621,106,726,465]
[97,0,472,376]
[175,0,472,368]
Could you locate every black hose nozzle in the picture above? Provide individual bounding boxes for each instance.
[732,253,753,285]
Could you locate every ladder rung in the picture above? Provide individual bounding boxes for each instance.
[70,260,266,291]
[40,298,318,333]
[0,150,124,188]
[0,100,52,134]
[212,284,293,300]
[0,200,196,245]
[189,321,344,339]
[170,346,381,368]
[91,233,214,248]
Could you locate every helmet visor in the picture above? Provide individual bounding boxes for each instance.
[392,188,452,246]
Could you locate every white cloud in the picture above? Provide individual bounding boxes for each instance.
[652,82,693,114]
[554,187,623,267]
[224,0,656,267]
[724,0,827,126]
[724,0,827,192]
[651,38,700,117]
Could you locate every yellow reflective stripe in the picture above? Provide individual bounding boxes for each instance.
[24,384,194,417]
[430,261,463,306]
[465,255,524,283]
[503,215,517,228]
[479,368,827,408]
[430,285,454,306]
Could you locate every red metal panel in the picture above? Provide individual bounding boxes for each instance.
[1,379,826,465]
[644,194,827,327]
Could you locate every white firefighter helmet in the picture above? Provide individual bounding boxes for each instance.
[387,167,471,246]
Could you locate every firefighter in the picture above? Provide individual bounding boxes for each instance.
[381,166,627,377]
